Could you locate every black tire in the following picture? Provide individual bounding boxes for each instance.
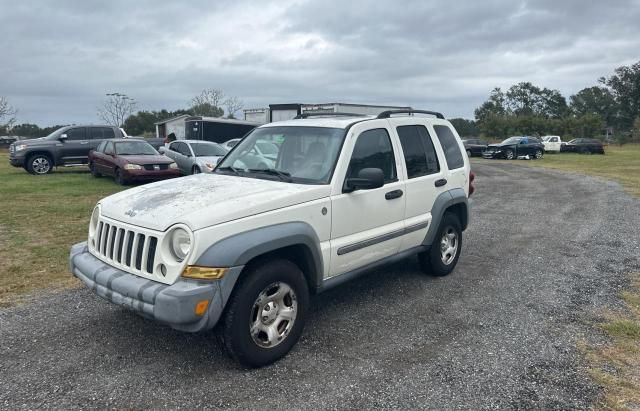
[192,166,201,175]
[418,212,462,277]
[89,162,101,177]
[26,154,53,175]
[222,259,309,368]
[504,149,514,160]
[533,149,543,159]
[466,149,472,158]
[114,168,127,185]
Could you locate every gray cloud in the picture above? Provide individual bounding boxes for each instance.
[1,0,639,126]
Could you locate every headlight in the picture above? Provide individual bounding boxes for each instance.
[170,228,191,261]
[169,162,178,169]
[204,162,215,170]
[14,144,27,151]
[124,164,142,170]
[89,206,100,238]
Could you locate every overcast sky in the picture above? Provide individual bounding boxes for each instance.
[1,0,639,126]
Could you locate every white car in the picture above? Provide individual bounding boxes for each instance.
[541,135,562,152]
[70,110,474,367]
[159,140,228,174]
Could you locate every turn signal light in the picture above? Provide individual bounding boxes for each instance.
[181,266,228,280]
[195,300,209,316]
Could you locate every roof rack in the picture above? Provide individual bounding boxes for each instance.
[294,112,367,119]
[377,110,445,119]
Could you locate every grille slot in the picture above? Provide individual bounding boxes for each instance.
[143,164,168,171]
[91,218,159,276]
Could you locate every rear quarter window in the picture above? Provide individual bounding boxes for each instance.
[433,125,464,170]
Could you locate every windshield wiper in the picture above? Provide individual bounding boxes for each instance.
[248,168,293,182]
[216,166,241,175]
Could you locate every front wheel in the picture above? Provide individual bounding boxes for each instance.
[222,259,309,368]
[89,162,101,177]
[26,154,53,175]
[419,212,462,277]
[114,168,127,185]
[192,166,201,174]
[466,149,472,158]
[504,149,514,160]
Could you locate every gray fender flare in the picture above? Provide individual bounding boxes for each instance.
[195,221,324,289]
[423,188,469,246]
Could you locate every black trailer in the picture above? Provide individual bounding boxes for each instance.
[184,116,261,144]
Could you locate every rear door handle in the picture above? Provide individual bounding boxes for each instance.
[435,179,447,187]
[385,189,403,200]
[80,141,89,144]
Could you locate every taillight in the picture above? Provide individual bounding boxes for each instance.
[469,171,475,196]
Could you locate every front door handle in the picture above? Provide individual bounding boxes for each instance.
[80,141,89,145]
[385,189,403,200]
[435,179,447,187]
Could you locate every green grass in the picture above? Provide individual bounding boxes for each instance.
[0,150,123,306]
[520,145,640,196]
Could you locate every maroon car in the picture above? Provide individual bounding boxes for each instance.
[89,139,181,185]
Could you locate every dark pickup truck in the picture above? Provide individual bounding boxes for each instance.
[9,125,126,174]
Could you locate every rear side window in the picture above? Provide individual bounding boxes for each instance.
[89,128,103,140]
[104,142,114,155]
[96,141,107,152]
[396,125,439,178]
[347,128,396,183]
[433,125,464,170]
[102,128,115,139]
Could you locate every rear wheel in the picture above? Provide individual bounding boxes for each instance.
[419,212,462,277]
[534,149,543,159]
[466,149,472,157]
[222,259,309,368]
[26,154,53,175]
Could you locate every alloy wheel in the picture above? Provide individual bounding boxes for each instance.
[32,157,51,174]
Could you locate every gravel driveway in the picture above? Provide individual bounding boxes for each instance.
[1,162,639,410]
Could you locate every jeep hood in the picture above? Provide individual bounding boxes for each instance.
[99,174,330,231]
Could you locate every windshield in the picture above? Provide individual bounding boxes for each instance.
[191,143,227,157]
[502,137,522,144]
[115,141,158,155]
[216,126,345,184]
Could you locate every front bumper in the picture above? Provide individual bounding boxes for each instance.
[122,168,182,182]
[482,151,503,159]
[69,242,242,332]
[9,152,25,167]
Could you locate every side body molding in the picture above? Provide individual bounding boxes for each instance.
[423,188,469,246]
[195,222,324,289]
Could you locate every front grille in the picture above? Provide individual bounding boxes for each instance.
[143,164,168,171]
[92,219,158,276]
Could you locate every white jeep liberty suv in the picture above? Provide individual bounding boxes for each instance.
[70,110,475,367]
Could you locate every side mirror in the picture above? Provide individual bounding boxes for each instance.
[158,147,165,153]
[59,134,68,140]
[344,168,385,193]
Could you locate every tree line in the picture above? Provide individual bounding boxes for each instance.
[0,88,244,137]
[452,60,640,143]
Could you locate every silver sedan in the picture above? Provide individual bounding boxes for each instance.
[159,140,228,174]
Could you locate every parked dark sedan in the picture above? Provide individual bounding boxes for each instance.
[482,136,545,160]
[560,138,605,154]
[462,138,488,157]
[89,139,181,185]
